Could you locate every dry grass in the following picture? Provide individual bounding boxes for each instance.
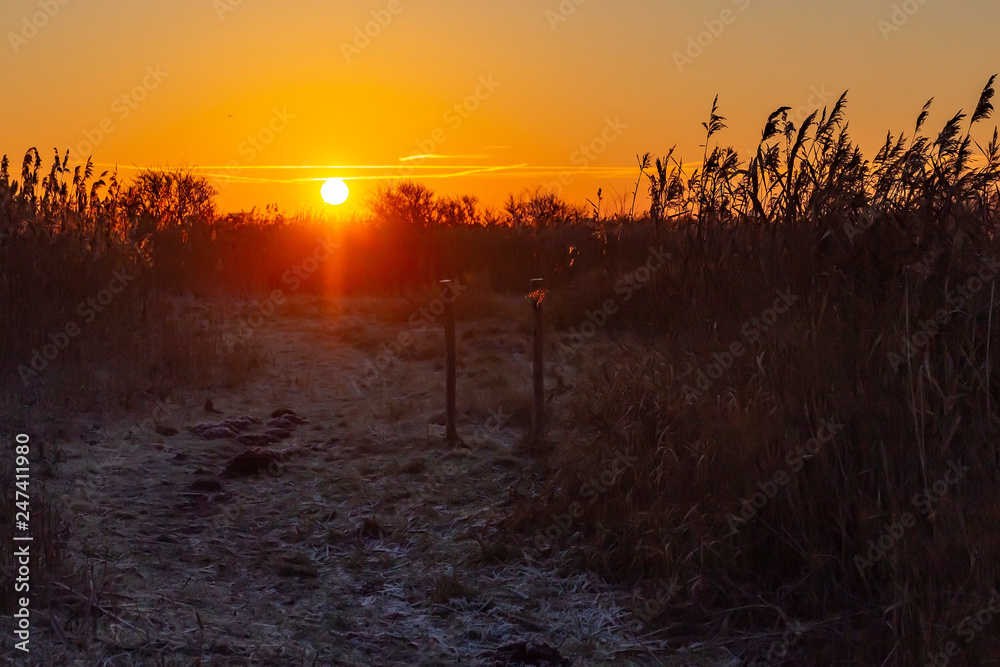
[2,75,999,664]
[502,76,1000,664]
[0,294,739,665]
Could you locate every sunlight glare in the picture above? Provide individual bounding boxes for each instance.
[321,178,350,205]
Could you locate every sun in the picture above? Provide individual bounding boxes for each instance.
[321,178,350,205]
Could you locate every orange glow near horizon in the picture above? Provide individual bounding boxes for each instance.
[1,1,998,215]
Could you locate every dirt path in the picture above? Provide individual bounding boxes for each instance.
[26,295,739,666]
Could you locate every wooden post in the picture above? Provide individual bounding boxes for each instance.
[440,280,458,445]
[530,278,545,442]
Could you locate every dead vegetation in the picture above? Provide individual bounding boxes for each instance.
[2,76,1000,664]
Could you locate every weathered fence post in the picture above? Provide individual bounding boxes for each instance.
[530,278,545,442]
[440,280,458,445]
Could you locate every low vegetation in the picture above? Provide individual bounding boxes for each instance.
[2,75,999,664]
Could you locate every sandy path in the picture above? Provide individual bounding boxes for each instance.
[27,294,737,666]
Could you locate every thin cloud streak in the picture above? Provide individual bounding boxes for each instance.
[74,162,674,185]
[398,154,494,161]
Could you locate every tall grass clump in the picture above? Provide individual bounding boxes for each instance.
[509,76,1000,664]
[0,154,265,404]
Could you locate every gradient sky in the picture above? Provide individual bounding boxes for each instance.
[2,0,997,215]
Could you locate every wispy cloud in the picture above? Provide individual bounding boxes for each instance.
[76,161,660,185]
[398,153,493,161]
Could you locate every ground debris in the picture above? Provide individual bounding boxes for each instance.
[236,432,276,447]
[486,640,572,666]
[224,415,263,431]
[221,448,283,478]
[188,422,239,439]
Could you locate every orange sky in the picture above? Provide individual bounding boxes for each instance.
[2,0,997,215]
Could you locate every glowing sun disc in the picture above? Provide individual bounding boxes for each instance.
[321,178,349,205]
